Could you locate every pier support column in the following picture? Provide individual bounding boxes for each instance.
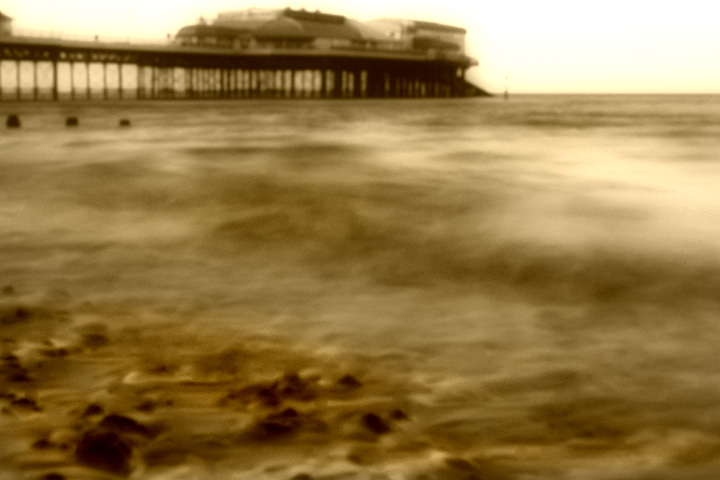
[290,69,296,98]
[86,62,91,99]
[333,69,342,98]
[320,69,327,98]
[102,63,108,100]
[51,59,58,101]
[16,60,21,100]
[225,68,230,98]
[118,63,123,99]
[224,69,229,99]
[206,68,211,98]
[220,69,226,98]
[203,68,208,98]
[365,70,374,98]
[279,69,285,98]
[233,69,239,98]
[203,69,208,98]
[32,61,38,101]
[352,70,359,98]
[240,69,246,98]
[136,65,142,100]
[252,69,257,98]
[70,62,76,100]
[366,70,378,98]
[185,68,191,99]
[279,70,285,98]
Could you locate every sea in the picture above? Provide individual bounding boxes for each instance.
[1,95,720,480]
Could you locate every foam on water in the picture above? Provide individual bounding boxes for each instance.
[1,96,720,479]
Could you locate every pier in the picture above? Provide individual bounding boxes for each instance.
[0,8,481,101]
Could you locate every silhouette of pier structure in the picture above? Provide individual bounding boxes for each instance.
[0,8,481,101]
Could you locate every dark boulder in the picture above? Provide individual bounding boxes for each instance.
[32,438,54,450]
[1,307,32,325]
[6,114,20,128]
[75,430,133,476]
[41,474,66,480]
[253,408,302,438]
[337,374,362,389]
[12,397,42,411]
[390,408,409,420]
[81,404,105,418]
[134,400,157,413]
[42,347,70,358]
[277,372,317,401]
[360,413,390,434]
[81,333,110,348]
[289,474,313,480]
[223,383,281,408]
[2,355,32,383]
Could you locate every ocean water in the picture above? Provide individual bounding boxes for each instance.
[1,95,720,479]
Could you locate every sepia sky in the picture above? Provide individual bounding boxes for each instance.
[2,0,719,94]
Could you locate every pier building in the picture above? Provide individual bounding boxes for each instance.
[0,8,484,101]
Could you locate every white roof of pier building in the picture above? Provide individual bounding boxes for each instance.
[254,10,388,42]
[367,18,467,53]
[174,7,468,52]
[176,8,389,44]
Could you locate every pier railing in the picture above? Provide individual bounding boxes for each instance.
[12,27,171,46]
